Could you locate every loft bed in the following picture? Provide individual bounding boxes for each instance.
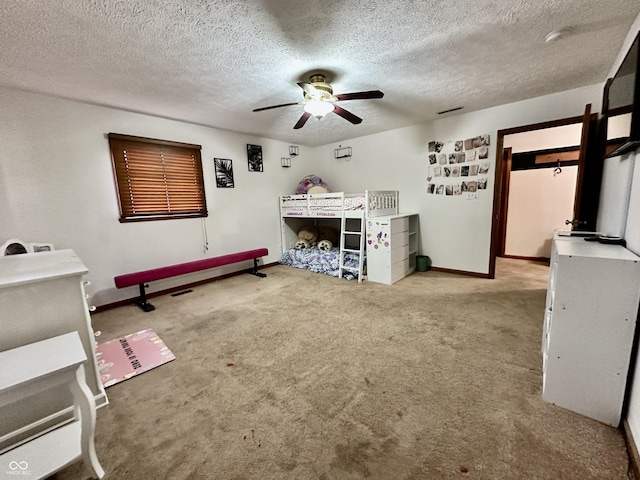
[279,190,399,281]
[279,190,398,219]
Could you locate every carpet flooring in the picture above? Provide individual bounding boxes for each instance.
[58,258,630,479]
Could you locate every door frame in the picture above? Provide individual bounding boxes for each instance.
[496,147,512,258]
[488,111,598,278]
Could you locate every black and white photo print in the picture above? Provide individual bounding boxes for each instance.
[247,144,263,172]
[214,158,235,188]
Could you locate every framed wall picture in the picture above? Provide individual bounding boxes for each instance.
[247,144,263,172]
[214,158,235,188]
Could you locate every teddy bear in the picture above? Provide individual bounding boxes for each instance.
[295,225,318,249]
[316,225,339,251]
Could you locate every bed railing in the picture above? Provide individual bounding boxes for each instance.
[366,190,399,217]
[280,190,398,218]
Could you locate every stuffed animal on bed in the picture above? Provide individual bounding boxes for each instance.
[296,174,330,194]
[295,225,318,249]
[317,226,339,251]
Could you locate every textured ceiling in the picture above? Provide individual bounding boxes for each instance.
[1,1,638,147]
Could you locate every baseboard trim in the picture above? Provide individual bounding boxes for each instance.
[624,419,640,479]
[501,254,550,264]
[429,266,490,279]
[93,262,277,313]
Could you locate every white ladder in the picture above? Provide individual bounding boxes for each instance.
[338,212,366,282]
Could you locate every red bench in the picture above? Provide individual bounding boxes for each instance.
[114,248,268,312]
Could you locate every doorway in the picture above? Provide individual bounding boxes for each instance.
[502,143,580,260]
[489,105,601,278]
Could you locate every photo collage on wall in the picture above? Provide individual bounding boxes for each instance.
[426,134,491,197]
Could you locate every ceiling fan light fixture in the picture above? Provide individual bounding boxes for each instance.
[304,100,334,119]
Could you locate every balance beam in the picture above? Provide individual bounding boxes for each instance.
[114,248,268,312]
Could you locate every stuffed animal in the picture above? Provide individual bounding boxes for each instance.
[296,175,330,194]
[317,225,339,251]
[295,225,318,249]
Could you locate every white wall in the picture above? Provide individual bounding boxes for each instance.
[0,87,307,306]
[0,80,603,308]
[505,166,578,258]
[503,124,583,258]
[311,85,600,274]
[599,12,640,449]
[505,123,583,154]
[625,150,640,255]
[597,152,636,237]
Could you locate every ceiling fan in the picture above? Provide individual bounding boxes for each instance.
[252,74,384,129]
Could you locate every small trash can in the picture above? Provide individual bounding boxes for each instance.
[416,255,431,272]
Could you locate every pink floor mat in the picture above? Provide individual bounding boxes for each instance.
[96,328,175,388]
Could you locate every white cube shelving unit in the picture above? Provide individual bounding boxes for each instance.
[543,235,640,426]
[366,214,419,285]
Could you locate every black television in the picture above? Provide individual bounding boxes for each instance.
[603,30,640,158]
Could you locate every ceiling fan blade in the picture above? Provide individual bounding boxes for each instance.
[297,82,321,100]
[335,90,384,101]
[293,111,312,129]
[252,101,301,112]
[333,105,362,125]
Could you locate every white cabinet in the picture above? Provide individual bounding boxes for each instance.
[0,332,104,478]
[542,236,640,426]
[0,249,107,450]
[366,214,418,284]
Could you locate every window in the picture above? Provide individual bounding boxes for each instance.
[108,133,207,222]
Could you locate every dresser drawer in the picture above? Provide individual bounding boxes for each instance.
[390,216,409,234]
[391,259,409,283]
[391,244,409,264]
[390,231,408,249]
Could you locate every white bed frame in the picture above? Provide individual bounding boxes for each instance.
[279,190,399,281]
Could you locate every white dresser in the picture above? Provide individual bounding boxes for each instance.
[542,235,640,426]
[0,249,107,449]
[0,332,104,478]
[366,214,419,284]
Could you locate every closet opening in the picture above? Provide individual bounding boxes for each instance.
[489,105,602,278]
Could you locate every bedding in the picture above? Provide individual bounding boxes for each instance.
[279,247,364,280]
